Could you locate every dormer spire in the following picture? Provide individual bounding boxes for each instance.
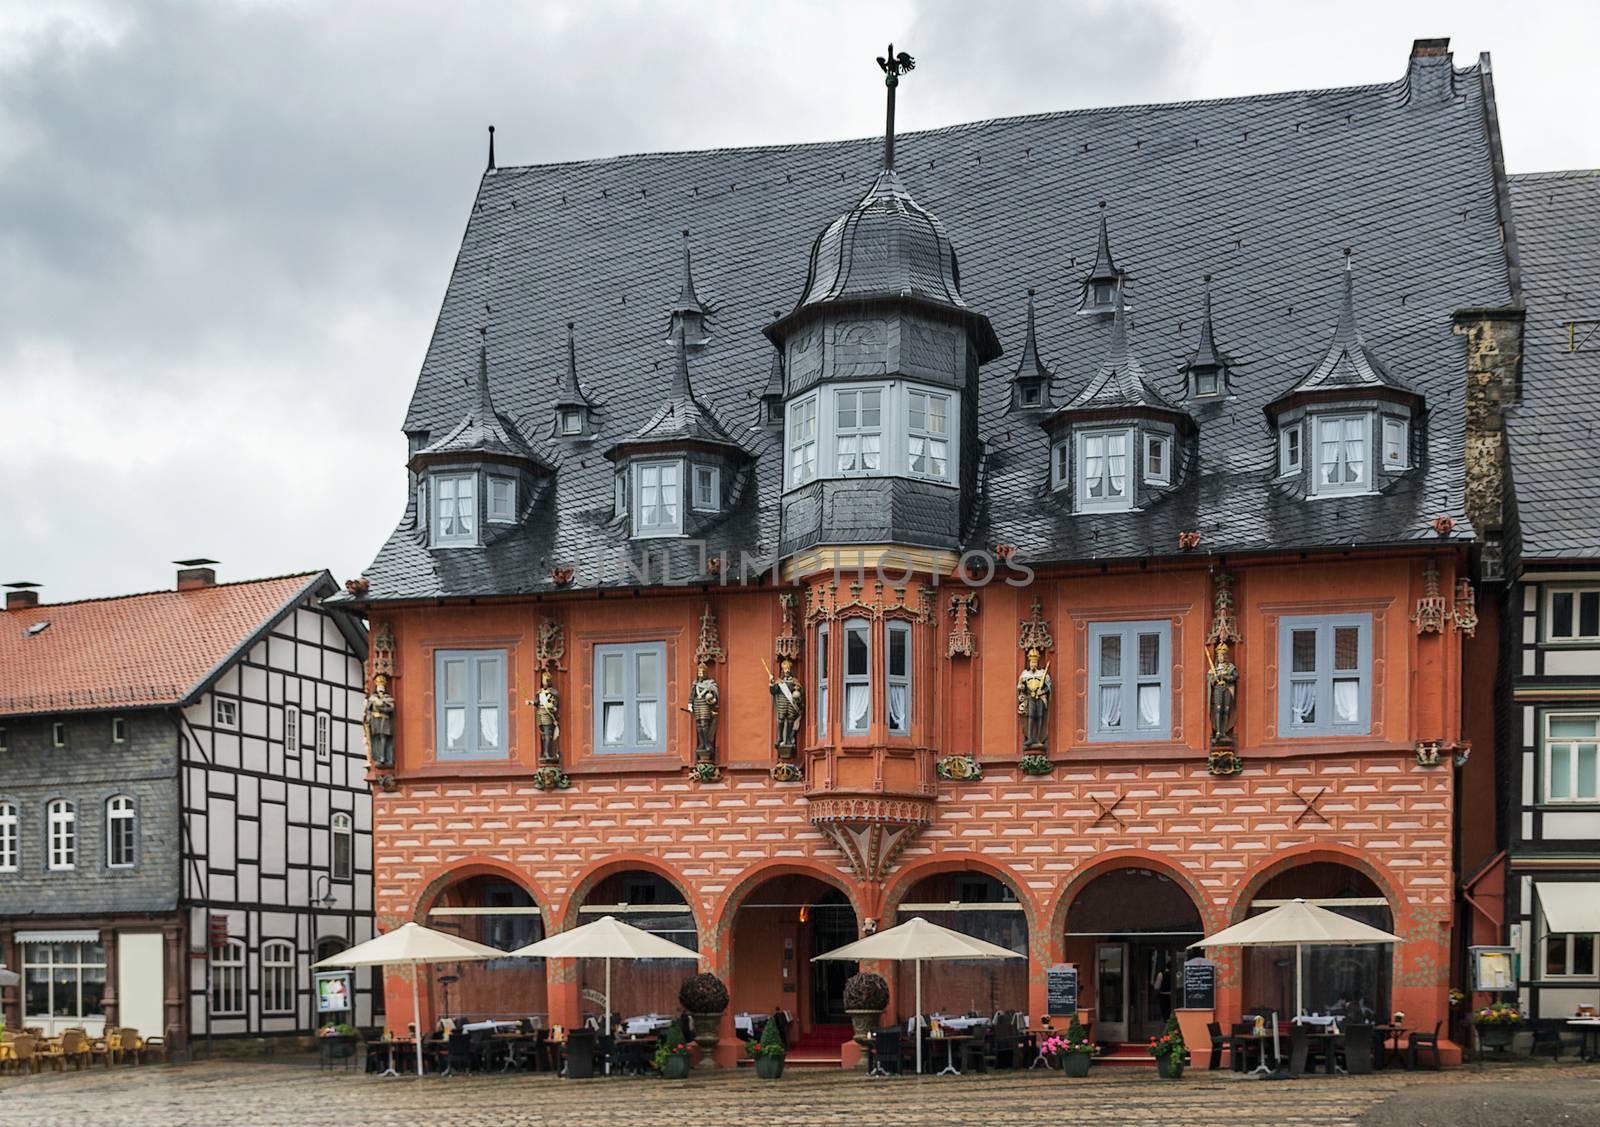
[1010,288,1053,410]
[486,125,496,172]
[876,44,915,172]
[1186,275,1227,398]
[669,230,711,344]
[1081,202,1122,313]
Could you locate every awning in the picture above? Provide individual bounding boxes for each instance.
[1536,882,1600,934]
[16,929,100,944]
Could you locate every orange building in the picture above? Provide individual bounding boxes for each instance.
[338,41,1517,1065]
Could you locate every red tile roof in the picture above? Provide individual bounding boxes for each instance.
[0,573,327,717]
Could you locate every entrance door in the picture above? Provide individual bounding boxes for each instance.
[808,906,858,1025]
[1129,942,1181,1041]
[1095,943,1128,1042]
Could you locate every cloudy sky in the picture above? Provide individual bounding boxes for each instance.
[3,0,1595,603]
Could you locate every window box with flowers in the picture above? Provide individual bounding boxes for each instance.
[1472,1002,1523,1051]
[1039,1016,1096,1077]
[1146,1014,1189,1079]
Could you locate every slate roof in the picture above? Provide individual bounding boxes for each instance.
[1052,283,1186,418]
[609,329,749,457]
[1506,170,1600,561]
[1010,289,1053,386]
[0,573,330,717]
[356,49,1514,602]
[414,334,550,469]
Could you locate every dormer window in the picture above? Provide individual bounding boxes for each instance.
[560,409,583,436]
[1018,383,1042,408]
[1279,424,1303,476]
[784,383,961,490]
[691,464,721,513]
[1144,434,1171,486]
[1194,368,1220,397]
[1313,415,1368,495]
[1092,280,1114,307]
[614,473,627,517]
[835,388,883,474]
[634,460,682,537]
[487,476,517,523]
[788,396,819,486]
[907,389,950,480]
[1051,441,1071,491]
[1078,428,1132,512]
[1381,416,1409,469]
[432,472,477,546]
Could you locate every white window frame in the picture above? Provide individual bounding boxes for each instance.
[834,387,884,475]
[215,698,238,729]
[284,704,300,753]
[416,481,427,531]
[885,621,912,735]
[23,940,106,1024]
[106,795,136,869]
[1311,413,1370,496]
[434,649,509,760]
[1051,440,1071,492]
[331,811,354,881]
[1144,433,1172,486]
[906,389,952,482]
[47,799,76,871]
[1543,712,1600,804]
[787,394,819,487]
[0,726,8,752]
[1018,382,1043,409]
[0,802,17,872]
[560,408,583,436]
[431,471,478,547]
[1279,423,1303,476]
[593,641,667,756]
[1076,427,1134,512]
[816,623,830,742]
[633,459,684,538]
[487,475,517,523]
[1540,915,1599,980]
[111,717,126,744]
[261,940,297,1014]
[842,618,872,736]
[614,473,627,517]
[1278,613,1373,737]
[52,722,66,749]
[1087,620,1172,742]
[691,464,721,512]
[315,712,331,761]
[1546,587,1600,643]
[1194,368,1220,397]
[1381,416,1409,469]
[210,939,246,1016]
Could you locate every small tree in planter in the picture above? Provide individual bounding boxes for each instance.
[1146,1014,1189,1079]
[1039,1016,1096,1077]
[842,972,890,1050]
[653,1022,693,1080]
[746,1013,786,1079]
[1472,1001,1523,1052]
[679,972,730,1061]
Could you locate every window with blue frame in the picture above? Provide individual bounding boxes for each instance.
[594,642,667,755]
[434,649,508,759]
[1087,620,1171,741]
[1278,614,1372,736]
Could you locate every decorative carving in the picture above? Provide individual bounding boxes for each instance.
[837,581,881,622]
[1415,740,1443,768]
[813,818,926,883]
[695,604,726,666]
[947,592,978,658]
[536,617,566,671]
[549,566,575,587]
[775,593,801,661]
[1018,596,1054,653]
[936,754,982,782]
[687,659,720,764]
[1016,646,1052,751]
[530,670,561,764]
[363,673,395,770]
[1019,752,1053,776]
[917,585,936,626]
[372,622,397,678]
[770,761,803,783]
[532,765,571,791]
[1412,564,1446,634]
[1207,748,1244,777]
[1431,517,1455,538]
[1207,638,1239,746]
[994,544,1016,562]
[344,577,370,597]
[1178,530,1202,551]
[805,583,836,624]
[768,656,803,756]
[1206,572,1241,647]
[688,760,722,784]
[1089,791,1127,830]
[1452,578,1478,637]
[378,773,398,793]
[834,319,888,378]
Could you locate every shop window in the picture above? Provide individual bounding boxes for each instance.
[23,939,106,1024]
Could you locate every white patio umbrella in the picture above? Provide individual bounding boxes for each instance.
[812,916,1025,1075]
[509,914,702,1070]
[0,965,19,987]
[1199,898,1404,1019]
[314,921,507,1076]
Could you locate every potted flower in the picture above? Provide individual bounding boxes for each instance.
[1039,1016,1096,1077]
[1472,1001,1523,1051]
[318,1022,360,1059]
[842,972,889,1050]
[746,1012,786,1079]
[679,972,729,1060]
[653,1022,693,1080]
[1146,1014,1189,1079]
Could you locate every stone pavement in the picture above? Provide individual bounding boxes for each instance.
[2,1059,1598,1126]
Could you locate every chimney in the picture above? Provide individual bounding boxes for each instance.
[174,558,219,591]
[1407,37,1453,103]
[4,581,41,610]
[1410,37,1450,59]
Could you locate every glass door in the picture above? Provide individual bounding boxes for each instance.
[1130,942,1179,1041]
[1095,943,1127,1042]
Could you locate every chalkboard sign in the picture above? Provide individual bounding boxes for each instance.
[1046,963,1079,1015]
[1180,957,1217,1011]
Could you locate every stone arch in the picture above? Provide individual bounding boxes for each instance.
[558,852,705,940]
[1226,843,1407,931]
[412,856,554,925]
[711,858,865,957]
[1046,850,1216,960]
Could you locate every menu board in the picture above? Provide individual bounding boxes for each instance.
[1180,957,1217,1011]
[1046,963,1078,1015]
[315,971,352,1013]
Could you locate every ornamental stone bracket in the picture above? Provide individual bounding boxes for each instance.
[1412,564,1446,634]
[946,593,978,658]
[809,795,935,883]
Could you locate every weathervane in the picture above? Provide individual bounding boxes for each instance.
[876,43,915,171]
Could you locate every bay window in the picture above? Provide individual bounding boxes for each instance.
[783,382,962,489]
[835,388,883,473]
[691,464,720,512]
[1144,434,1171,486]
[487,475,517,522]
[1280,423,1303,475]
[1051,441,1071,492]
[1381,416,1408,469]
[886,622,912,734]
[816,624,830,741]
[1088,621,1171,741]
[842,619,871,735]
[906,390,950,481]
[594,642,666,755]
[788,395,819,486]
[1544,714,1600,803]
[432,472,477,546]
[434,649,507,760]
[634,460,682,536]
[1278,614,1372,736]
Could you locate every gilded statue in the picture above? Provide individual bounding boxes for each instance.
[768,656,804,755]
[686,660,720,762]
[1207,641,1238,747]
[363,673,395,769]
[1016,647,1051,750]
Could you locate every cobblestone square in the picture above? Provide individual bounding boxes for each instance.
[3,1060,1598,1127]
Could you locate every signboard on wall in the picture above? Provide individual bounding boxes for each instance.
[1470,946,1516,992]
[1180,957,1218,1011]
[1046,963,1078,1015]
[315,971,352,1014]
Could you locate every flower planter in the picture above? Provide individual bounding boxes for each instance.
[754,1054,785,1080]
[1476,1023,1518,1051]
[1156,1055,1185,1080]
[690,1013,723,1060]
[662,1053,692,1080]
[321,1035,358,1059]
[847,1009,883,1050]
[1061,1051,1092,1077]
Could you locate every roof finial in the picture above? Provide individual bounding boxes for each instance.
[487,125,496,172]
[876,44,915,171]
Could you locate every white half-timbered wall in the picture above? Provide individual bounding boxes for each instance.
[180,595,378,1037]
[1507,569,1600,1019]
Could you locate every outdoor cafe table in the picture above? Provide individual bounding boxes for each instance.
[370,1039,410,1077]
[1375,1024,1408,1069]
[929,1033,973,1076]
[1568,1018,1600,1062]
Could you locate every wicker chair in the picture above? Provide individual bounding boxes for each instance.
[140,1026,173,1065]
[8,1033,41,1075]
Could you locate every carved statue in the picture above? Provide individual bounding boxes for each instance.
[532,670,561,764]
[1016,647,1052,750]
[363,673,395,769]
[687,660,720,762]
[769,656,804,756]
[1208,641,1238,747]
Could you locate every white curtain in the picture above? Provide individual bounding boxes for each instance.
[446,707,466,749]
[1099,685,1122,729]
[846,684,869,731]
[603,702,625,745]
[1292,680,1317,724]
[1137,684,1160,728]
[478,706,500,750]
[888,685,908,731]
[637,702,658,743]
[1332,679,1358,724]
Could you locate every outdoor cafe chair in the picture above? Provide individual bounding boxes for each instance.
[140,1027,171,1065]
[6,1033,40,1075]
[1336,1022,1375,1074]
[1407,1021,1442,1071]
[867,1028,903,1077]
[1206,1021,1226,1069]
